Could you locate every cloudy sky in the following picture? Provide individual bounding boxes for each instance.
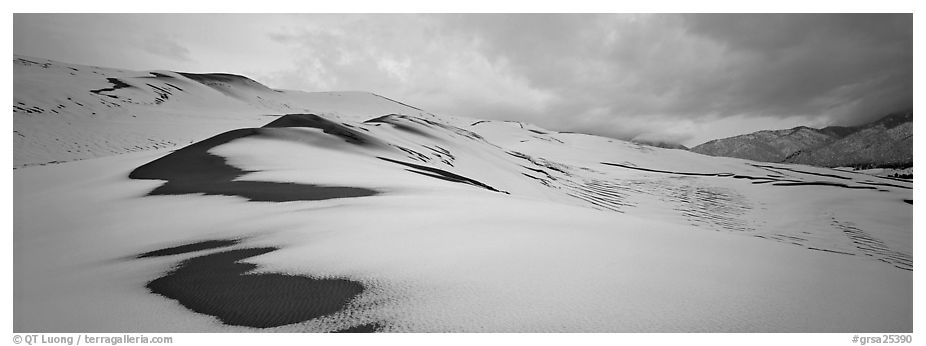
[14,13,912,146]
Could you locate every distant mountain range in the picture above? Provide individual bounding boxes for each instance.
[691,110,913,168]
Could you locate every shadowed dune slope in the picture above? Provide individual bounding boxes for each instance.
[129,127,378,202]
[140,242,367,329]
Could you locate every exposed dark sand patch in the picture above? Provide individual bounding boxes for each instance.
[879,175,913,183]
[148,72,176,79]
[365,115,439,139]
[332,322,381,333]
[15,57,49,67]
[149,179,376,203]
[137,239,241,258]
[521,173,551,186]
[601,162,727,177]
[903,199,912,205]
[421,144,456,166]
[832,218,912,271]
[372,93,424,111]
[603,162,778,182]
[732,174,773,181]
[90,78,133,95]
[750,164,852,180]
[603,162,891,192]
[775,234,807,242]
[263,114,375,146]
[807,247,857,256]
[162,82,183,91]
[408,116,488,142]
[521,165,557,180]
[771,181,878,190]
[529,133,565,144]
[143,83,174,104]
[751,165,788,177]
[750,179,799,185]
[378,156,508,194]
[857,181,912,190]
[340,122,371,132]
[177,72,260,86]
[143,245,366,328]
[392,145,431,163]
[130,128,378,202]
[508,151,569,175]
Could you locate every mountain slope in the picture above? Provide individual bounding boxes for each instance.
[691,110,913,168]
[691,126,834,162]
[785,112,913,168]
[14,57,912,332]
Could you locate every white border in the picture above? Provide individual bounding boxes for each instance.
[5,5,921,346]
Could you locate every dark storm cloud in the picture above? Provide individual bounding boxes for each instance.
[432,14,911,139]
[679,14,912,125]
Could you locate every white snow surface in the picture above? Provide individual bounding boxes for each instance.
[13,57,912,332]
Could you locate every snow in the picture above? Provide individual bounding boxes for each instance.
[13,56,913,333]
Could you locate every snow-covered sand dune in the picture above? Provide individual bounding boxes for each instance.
[14,57,912,332]
[13,55,436,169]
